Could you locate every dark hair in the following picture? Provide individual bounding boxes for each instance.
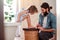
[28,5,38,13]
[41,2,52,11]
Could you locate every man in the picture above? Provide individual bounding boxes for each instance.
[37,2,56,40]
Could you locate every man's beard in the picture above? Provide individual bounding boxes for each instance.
[43,12,48,17]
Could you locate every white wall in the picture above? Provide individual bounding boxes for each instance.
[56,0,60,40]
[4,26,17,40]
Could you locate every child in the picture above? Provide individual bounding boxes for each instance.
[14,5,38,40]
[17,5,38,27]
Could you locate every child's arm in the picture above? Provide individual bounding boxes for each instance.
[17,11,27,22]
[26,15,32,28]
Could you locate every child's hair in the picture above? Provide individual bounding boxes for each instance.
[41,2,52,11]
[28,5,38,13]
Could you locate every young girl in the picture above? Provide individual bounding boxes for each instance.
[14,5,38,40]
[17,5,38,27]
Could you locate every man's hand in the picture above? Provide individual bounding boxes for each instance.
[36,24,41,27]
[38,26,54,32]
[36,24,45,31]
[37,27,45,31]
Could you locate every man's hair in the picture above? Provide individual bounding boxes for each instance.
[41,2,52,11]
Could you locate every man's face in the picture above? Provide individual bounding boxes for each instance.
[41,8,48,16]
[41,8,47,13]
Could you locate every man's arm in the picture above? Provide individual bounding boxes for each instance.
[44,14,56,32]
[37,26,55,32]
[37,13,56,32]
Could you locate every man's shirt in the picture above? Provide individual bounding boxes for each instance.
[39,12,56,33]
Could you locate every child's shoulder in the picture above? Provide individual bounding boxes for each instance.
[19,10,27,14]
[22,10,28,14]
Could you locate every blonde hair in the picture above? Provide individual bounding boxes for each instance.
[28,5,38,13]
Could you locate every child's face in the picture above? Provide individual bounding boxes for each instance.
[30,10,35,15]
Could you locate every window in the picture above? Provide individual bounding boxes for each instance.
[4,0,21,23]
